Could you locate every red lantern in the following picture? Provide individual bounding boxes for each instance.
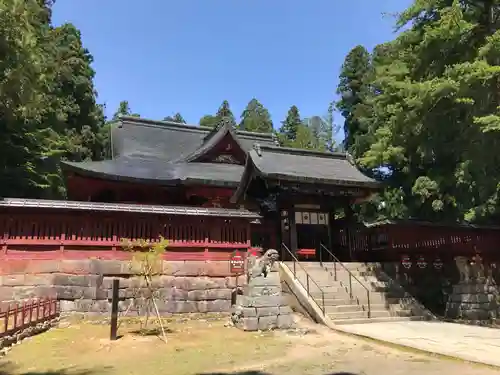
[417,255,427,268]
[433,257,443,270]
[401,255,412,269]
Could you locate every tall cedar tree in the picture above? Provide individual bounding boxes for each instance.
[279,105,302,142]
[336,45,371,157]
[239,98,273,133]
[199,100,236,128]
[0,0,107,199]
[216,100,236,128]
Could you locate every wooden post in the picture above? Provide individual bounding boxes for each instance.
[4,305,9,333]
[289,207,298,254]
[110,278,119,341]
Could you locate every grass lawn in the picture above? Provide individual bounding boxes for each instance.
[0,314,498,375]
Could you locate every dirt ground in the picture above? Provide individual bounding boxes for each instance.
[0,314,498,375]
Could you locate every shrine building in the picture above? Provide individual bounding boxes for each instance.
[1,116,499,264]
[0,116,381,262]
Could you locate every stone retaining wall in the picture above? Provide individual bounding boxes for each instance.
[0,259,246,315]
[445,282,499,321]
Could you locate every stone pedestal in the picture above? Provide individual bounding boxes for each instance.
[231,269,294,331]
[445,281,499,321]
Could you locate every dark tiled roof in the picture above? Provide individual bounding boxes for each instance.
[111,116,276,161]
[0,198,261,219]
[62,116,277,186]
[248,144,381,188]
[62,157,244,187]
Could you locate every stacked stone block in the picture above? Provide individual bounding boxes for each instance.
[231,269,294,331]
[445,281,499,321]
[0,259,246,315]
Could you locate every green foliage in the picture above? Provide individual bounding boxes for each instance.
[121,236,168,278]
[199,114,219,128]
[112,100,140,120]
[0,0,109,199]
[279,105,302,142]
[338,0,500,224]
[198,100,236,129]
[239,98,273,133]
[163,112,186,123]
[277,104,339,152]
[336,45,372,156]
[216,100,236,128]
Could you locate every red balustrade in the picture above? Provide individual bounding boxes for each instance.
[0,209,251,260]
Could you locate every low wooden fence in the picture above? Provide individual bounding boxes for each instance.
[0,298,60,338]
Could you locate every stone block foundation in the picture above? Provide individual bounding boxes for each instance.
[230,270,294,331]
[0,259,246,315]
[445,281,499,321]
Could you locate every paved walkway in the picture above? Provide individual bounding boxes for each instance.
[335,321,500,367]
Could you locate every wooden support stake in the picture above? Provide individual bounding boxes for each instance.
[110,278,119,341]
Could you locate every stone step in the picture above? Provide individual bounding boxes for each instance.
[309,291,402,306]
[296,276,389,291]
[309,296,402,307]
[327,309,392,319]
[324,303,408,313]
[329,315,425,325]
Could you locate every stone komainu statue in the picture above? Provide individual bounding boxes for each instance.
[247,249,279,280]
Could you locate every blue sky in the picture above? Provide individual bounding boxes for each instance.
[52,0,412,132]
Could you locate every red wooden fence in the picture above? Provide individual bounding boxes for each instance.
[0,206,253,260]
[0,298,60,338]
[337,221,500,259]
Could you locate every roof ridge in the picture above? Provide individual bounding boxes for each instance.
[119,115,275,139]
[235,129,274,139]
[119,115,212,133]
[257,144,347,159]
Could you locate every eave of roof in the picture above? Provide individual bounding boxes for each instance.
[363,219,500,231]
[248,144,382,189]
[61,158,244,188]
[0,198,261,219]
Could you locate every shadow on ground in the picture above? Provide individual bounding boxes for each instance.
[0,362,112,375]
[199,372,360,375]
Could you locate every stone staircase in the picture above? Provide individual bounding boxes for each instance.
[284,261,431,325]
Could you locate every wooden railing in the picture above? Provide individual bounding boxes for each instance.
[0,298,60,338]
[0,209,252,260]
